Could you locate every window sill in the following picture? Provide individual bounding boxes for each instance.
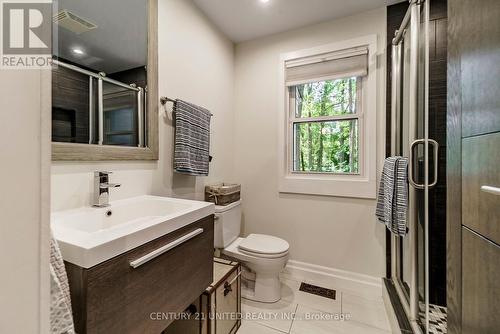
[278,173,376,199]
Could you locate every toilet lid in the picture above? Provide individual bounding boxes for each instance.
[238,234,289,255]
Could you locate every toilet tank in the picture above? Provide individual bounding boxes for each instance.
[214,200,241,248]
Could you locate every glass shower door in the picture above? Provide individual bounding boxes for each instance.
[390,1,432,333]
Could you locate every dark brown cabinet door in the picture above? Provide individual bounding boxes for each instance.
[459,0,500,137]
[462,228,500,334]
[462,133,500,245]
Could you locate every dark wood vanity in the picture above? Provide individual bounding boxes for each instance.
[65,215,214,334]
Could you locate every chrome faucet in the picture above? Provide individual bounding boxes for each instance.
[93,171,121,207]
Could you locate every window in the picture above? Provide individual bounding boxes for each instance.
[278,36,378,198]
[289,77,361,174]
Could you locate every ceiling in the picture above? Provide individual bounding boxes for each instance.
[52,0,404,72]
[53,0,147,74]
[193,0,402,43]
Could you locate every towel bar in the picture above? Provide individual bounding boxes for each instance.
[160,96,214,116]
[160,96,176,105]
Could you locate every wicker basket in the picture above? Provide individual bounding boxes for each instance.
[205,183,241,206]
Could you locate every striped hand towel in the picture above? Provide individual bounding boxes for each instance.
[173,99,212,176]
[376,156,409,236]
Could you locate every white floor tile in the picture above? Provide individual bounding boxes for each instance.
[239,274,392,334]
[238,320,285,334]
[290,305,391,334]
[241,298,298,333]
[281,277,341,315]
[280,277,300,301]
[341,292,391,331]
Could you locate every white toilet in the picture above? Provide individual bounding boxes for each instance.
[214,200,289,303]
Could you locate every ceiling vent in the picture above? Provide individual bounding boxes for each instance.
[53,10,97,34]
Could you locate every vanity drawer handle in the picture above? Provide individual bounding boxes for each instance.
[129,228,204,268]
[480,185,500,196]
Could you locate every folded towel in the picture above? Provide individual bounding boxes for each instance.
[376,156,409,236]
[50,234,75,334]
[173,99,212,176]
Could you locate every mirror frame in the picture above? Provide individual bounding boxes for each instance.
[52,0,158,161]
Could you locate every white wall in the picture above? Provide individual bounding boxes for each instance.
[153,0,235,199]
[51,0,235,211]
[233,8,387,277]
[0,70,51,333]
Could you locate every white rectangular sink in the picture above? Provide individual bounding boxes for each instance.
[51,195,215,268]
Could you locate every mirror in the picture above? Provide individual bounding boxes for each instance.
[51,0,158,160]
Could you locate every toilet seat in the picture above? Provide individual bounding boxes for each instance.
[238,248,288,259]
[224,237,289,261]
[238,234,289,258]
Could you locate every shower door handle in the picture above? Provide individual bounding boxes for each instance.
[409,139,425,189]
[408,139,439,189]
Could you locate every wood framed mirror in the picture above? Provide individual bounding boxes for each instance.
[51,0,158,161]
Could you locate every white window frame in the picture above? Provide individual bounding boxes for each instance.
[278,35,378,199]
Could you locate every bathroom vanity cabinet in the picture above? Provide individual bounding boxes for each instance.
[64,215,214,334]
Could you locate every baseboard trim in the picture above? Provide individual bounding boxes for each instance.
[283,260,383,298]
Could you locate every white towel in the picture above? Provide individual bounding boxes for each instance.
[50,235,75,334]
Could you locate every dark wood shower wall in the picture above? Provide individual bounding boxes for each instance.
[427,0,448,307]
[386,0,448,307]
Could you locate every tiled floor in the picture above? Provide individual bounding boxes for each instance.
[238,275,392,334]
[419,303,447,334]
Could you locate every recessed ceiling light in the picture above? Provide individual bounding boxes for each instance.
[260,0,270,3]
[72,48,84,55]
